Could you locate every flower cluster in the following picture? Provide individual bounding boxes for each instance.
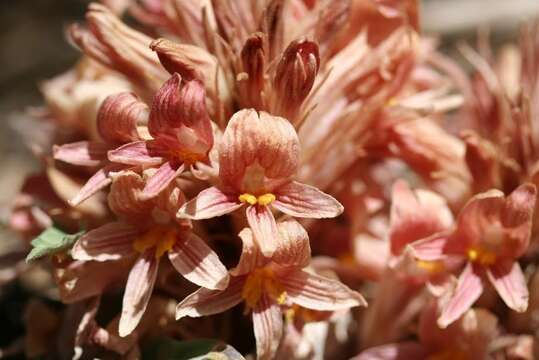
[6,0,539,359]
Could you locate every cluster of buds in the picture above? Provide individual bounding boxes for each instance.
[5,0,539,359]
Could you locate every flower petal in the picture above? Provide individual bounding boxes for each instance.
[273,181,343,218]
[276,269,367,310]
[252,293,283,360]
[177,186,243,220]
[141,162,185,199]
[69,163,124,206]
[72,221,139,261]
[353,342,427,360]
[168,232,229,290]
[246,205,280,257]
[107,140,164,166]
[53,141,108,167]
[438,262,484,328]
[409,232,454,261]
[272,219,311,268]
[97,92,147,143]
[108,171,153,219]
[487,260,529,312]
[232,227,266,276]
[175,276,244,320]
[119,250,159,337]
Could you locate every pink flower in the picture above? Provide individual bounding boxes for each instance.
[177,109,343,256]
[71,171,228,336]
[107,74,214,200]
[53,92,147,206]
[176,220,366,360]
[410,183,537,327]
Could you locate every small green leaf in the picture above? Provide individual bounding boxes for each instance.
[26,227,83,262]
[141,338,244,360]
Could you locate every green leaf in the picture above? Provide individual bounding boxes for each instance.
[141,338,245,360]
[26,227,83,262]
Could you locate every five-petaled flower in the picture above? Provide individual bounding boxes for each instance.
[177,109,343,256]
[409,183,537,327]
[71,170,228,336]
[175,219,366,360]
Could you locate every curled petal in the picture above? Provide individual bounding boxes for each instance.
[273,181,343,218]
[272,219,311,268]
[501,183,537,257]
[438,262,484,328]
[119,250,159,337]
[253,293,283,360]
[72,221,139,261]
[176,277,244,319]
[177,186,243,220]
[219,109,300,190]
[108,171,153,218]
[276,269,367,310]
[53,141,108,167]
[69,163,124,206]
[246,205,280,257]
[168,233,229,290]
[232,227,266,276]
[487,260,529,312]
[141,162,185,200]
[107,140,164,166]
[238,33,266,109]
[389,179,453,255]
[97,92,147,143]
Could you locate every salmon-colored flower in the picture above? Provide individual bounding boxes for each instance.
[175,220,366,360]
[177,109,343,256]
[71,171,228,336]
[410,183,537,327]
[108,74,214,199]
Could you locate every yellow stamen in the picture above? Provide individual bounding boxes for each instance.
[238,193,276,206]
[467,246,496,266]
[241,268,287,308]
[133,226,177,260]
[416,260,445,274]
[239,193,258,205]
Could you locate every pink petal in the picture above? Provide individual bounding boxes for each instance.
[409,232,454,261]
[168,233,229,290]
[176,276,244,319]
[53,141,108,167]
[108,171,153,218]
[232,227,266,276]
[218,109,300,190]
[246,205,280,257]
[353,342,427,360]
[119,250,159,337]
[97,92,147,143]
[141,162,185,199]
[177,186,243,220]
[487,260,529,312]
[72,221,139,261]
[69,163,124,206]
[389,179,453,255]
[438,262,484,328]
[276,269,367,310]
[107,140,164,166]
[252,293,283,360]
[272,219,311,268]
[273,181,343,218]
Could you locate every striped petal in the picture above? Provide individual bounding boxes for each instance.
[487,259,529,312]
[69,163,125,206]
[141,162,185,199]
[177,186,243,220]
[252,293,283,360]
[71,221,139,261]
[53,141,108,167]
[97,92,147,143]
[246,205,280,257]
[168,232,229,290]
[273,181,343,219]
[108,140,164,166]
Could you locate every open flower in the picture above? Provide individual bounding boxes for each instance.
[176,219,366,360]
[53,92,147,205]
[410,183,537,327]
[71,171,228,336]
[108,73,214,199]
[177,109,343,256]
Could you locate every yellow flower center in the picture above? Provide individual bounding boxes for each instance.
[133,226,177,259]
[467,246,496,266]
[416,260,445,273]
[242,268,287,308]
[238,193,276,206]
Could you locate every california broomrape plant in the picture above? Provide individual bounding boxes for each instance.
[5,0,539,359]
